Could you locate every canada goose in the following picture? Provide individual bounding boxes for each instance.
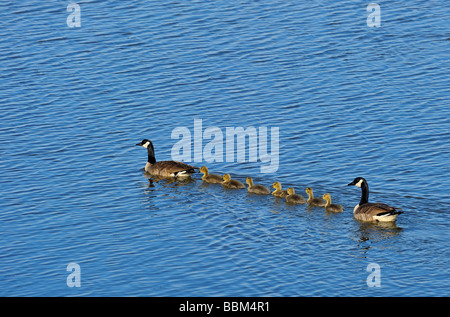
[322,193,343,212]
[222,174,245,189]
[199,166,222,184]
[285,188,306,204]
[347,177,403,222]
[246,177,271,195]
[272,181,288,198]
[305,187,327,207]
[136,139,199,177]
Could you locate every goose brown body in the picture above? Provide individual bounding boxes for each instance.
[352,203,400,222]
[137,139,199,177]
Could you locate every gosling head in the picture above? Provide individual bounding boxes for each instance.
[136,139,152,148]
[246,177,253,185]
[323,193,332,202]
[305,187,313,196]
[223,174,231,182]
[347,177,366,188]
[287,187,295,195]
[273,181,281,189]
[200,166,208,174]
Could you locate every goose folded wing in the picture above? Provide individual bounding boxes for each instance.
[358,203,401,216]
[152,161,199,174]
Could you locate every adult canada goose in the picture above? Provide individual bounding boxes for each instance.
[285,188,306,204]
[272,181,288,198]
[305,187,327,207]
[246,177,271,195]
[136,139,199,177]
[222,174,245,189]
[322,193,343,212]
[199,166,222,184]
[347,177,403,222]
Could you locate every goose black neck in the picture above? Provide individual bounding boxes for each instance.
[360,180,369,205]
[147,144,156,164]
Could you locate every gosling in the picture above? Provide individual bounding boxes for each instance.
[285,188,306,204]
[272,182,288,198]
[322,193,343,212]
[246,177,271,195]
[200,166,222,184]
[222,174,245,189]
[305,187,327,207]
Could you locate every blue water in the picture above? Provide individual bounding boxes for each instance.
[1,0,449,296]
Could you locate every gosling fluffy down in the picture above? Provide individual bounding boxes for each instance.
[272,182,288,198]
[246,177,271,195]
[200,166,223,184]
[322,193,343,212]
[285,188,306,204]
[222,174,245,189]
[305,187,327,207]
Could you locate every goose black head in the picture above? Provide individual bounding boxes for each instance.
[136,139,152,148]
[347,177,366,187]
[136,139,156,164]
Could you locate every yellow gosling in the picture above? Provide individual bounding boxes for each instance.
[285,188,306,204]
[322,193,344,212]
[272,182,288,198]
[305,187,327,207]
[200,166,223,184]
[246,177,271,195]
[222,174,245,189]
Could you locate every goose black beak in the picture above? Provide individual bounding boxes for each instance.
[136,142,142,146]
[347,181,355,186]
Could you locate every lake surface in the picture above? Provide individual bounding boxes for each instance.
[0,0,449,296]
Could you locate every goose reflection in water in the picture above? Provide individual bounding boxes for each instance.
[355,221,403,252]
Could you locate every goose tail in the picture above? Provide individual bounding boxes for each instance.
[373,209,403,222]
